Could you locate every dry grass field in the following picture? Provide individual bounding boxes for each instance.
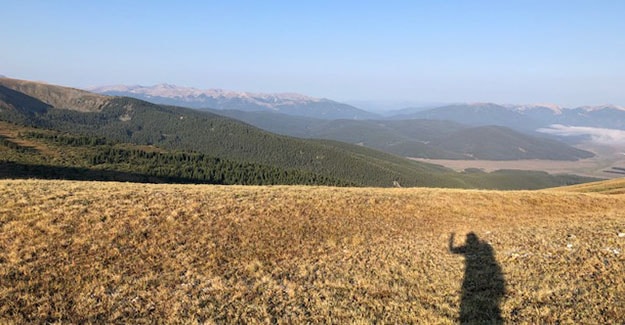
[1,179,624,323]
[551,177,625,195]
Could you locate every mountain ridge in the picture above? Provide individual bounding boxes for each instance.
[212,109,594,161]
[89,84,322,104]
[0,77,598,189]
[388,102,625,134]
[89,83,378,120]
[0,77,460,187]
[1,77,109,113]
[389,102,625,116]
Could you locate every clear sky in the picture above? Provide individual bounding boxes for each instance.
[2,1,624,107]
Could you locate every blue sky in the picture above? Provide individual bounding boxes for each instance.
[2,1,625,107]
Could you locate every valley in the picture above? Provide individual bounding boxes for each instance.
[412,142,625,179]
[1,77,600,190]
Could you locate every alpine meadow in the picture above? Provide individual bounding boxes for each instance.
[1,179,624,323]
[2,1,625,324]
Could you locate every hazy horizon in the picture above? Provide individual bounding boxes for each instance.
[2,1,625,107]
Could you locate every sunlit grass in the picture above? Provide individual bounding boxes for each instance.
[550,177,625,194]
[1,179,624,323]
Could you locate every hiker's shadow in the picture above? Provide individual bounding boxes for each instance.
[449,232,506,324]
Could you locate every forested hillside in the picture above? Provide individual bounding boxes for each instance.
[212,109,594,160]
[0,78,600,189]
[0,121,598,189]
[0,122,349,186]
[0,78,457,187]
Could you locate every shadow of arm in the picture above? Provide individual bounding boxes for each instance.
[449,233,465,254]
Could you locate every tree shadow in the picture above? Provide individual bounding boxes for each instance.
[0,161,204,184]
[449,232,506,324]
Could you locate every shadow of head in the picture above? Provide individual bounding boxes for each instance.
[466,232,478,245]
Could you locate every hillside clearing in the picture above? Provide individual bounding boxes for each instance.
[1,179,624,323]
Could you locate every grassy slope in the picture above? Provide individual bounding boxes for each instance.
[550,177,625,194]
[1,179,624,323]
[0,78,108,113]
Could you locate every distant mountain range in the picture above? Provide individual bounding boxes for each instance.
[0,77,598,189]
[82,82,612,159]
[0,77,451,187]
[89,84,378,120]
[89,84,625,141]
[389,103,625,134]
[213,109,594,161]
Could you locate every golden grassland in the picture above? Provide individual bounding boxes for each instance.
[1,179,624,323]
[551,177,625,195]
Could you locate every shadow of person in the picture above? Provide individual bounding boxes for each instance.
[449,232,505,324]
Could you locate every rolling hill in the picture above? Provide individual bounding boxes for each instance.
[214,109,594,160]
[0,121,350,186]
[551,177,625,194]
[1,178,624,323]
[0,78,109,113]
[389,102,544,132]
[0,77,457,187]
[0,120,596,190]
[388,102,625,135]
[428,125,595,160]
[0,77,599,189]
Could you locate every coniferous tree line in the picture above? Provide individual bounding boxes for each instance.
[13,131,353,186]
[22,131,113,146]
[85,146,352,186]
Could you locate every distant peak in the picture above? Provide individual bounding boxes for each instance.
[467,102,501,107]
[86,84,139,92]
[88,83,322,102]
[534,103,562,110]
[458,102,508,110]
[512,103,564,114]
[153,83,178,88]
[578,104,625,112]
